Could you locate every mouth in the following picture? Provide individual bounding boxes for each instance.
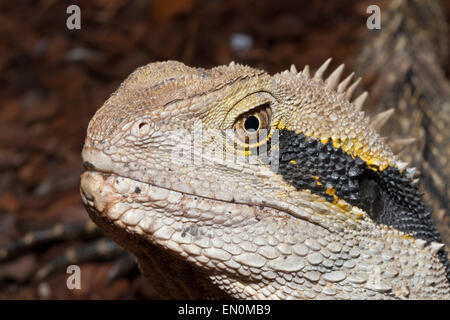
[80,141,426,242]
[80,151,450,290]
[80,170,296,237]
[81,144,330,228]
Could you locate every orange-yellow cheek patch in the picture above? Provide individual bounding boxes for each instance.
[312,175,323,187]
[330,137,389,172]
[325,187,339,204]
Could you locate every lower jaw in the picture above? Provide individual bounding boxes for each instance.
[80,170,294,234]
[79,170,350,252]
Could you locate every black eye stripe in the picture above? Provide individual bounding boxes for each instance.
[277,129,436,233]
[275,129,449,280]
[277,129,366,205]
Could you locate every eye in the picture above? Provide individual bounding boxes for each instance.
[233,104,272,146]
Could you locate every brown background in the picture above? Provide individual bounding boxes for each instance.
[0,0,449,299]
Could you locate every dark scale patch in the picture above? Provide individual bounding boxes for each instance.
[278,129,366,208]
[277,129,450,281]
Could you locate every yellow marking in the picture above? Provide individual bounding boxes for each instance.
[289,160,297,165]
[336,201,350,212]
[309,176,323,187]
[367,158,388,171]
[325,187,339,204]
[401,234,414,240]
[244,149,251,156]
[329,136,390,171]
[278,117,391,171]
[332,137,341,149]
[312,176,324,187]
[355,210,364,218]
[337,201,354,216]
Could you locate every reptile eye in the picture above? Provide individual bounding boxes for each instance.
[233,104,272,146]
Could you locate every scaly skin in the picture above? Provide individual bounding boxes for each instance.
[356,0,450,249]
[80,59,450,299]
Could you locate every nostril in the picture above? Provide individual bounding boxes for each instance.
[138,122,150,136]
[131,121,153,137]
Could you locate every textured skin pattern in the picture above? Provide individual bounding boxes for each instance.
[277,130,444,247]
[81,172,449,299]
[356,0,450,247]
[80,58,450,299]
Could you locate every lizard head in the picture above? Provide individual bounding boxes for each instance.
[80,60,449,299]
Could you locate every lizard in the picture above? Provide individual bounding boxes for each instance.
[79,59,450,299]
[79,0,450,299]
[1,0,447,300]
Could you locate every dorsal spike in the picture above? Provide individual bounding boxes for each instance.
[416,239,427,249]
[314,58,332,80]
[430,242,445,254]
[337,72,354,93]
[396,160,408,173]
[353,91,368,111]
[345,77,361,100]
[406,167,417,179]
[302,65,310,78]
[290,64,298,74]
[325,64,345,89]
[372,108,395,131]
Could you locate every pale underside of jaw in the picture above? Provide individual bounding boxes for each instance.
[80,171,450,299]
[80,170,303,239]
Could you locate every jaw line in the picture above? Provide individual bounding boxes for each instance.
[81,169,333,232]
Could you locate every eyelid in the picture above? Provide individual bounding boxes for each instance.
[221,92,275,129]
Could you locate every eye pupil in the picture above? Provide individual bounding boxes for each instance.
[232,103,272,147]
[244,115,260,132]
